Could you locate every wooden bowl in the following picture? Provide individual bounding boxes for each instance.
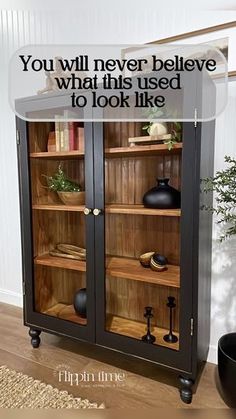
[57,191,85,206]
[139,251,155,268]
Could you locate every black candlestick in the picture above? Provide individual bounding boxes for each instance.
[163,296,178,343]
[142,306,156,344]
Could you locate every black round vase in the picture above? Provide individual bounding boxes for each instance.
[143,178,181,209]
[74,288,87,318]
[218,333,236,407]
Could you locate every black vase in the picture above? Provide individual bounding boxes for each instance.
[73,288,87,318]
[143,178,181,209]
[218,333,236,407]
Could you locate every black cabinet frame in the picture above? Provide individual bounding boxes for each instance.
[16,114,215,404]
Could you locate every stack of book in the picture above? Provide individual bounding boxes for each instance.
[47,116,84,152]
[128,134,172,147]
[55,119,84,152]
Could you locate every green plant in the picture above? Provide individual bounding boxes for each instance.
[142,107,163,134]
[203,156,236,241]
[165,122,182,151]
[142,107,182,150]
[43,164,81,192]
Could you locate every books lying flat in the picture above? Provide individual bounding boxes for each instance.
[128,134,172,147]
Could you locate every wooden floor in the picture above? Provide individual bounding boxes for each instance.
[0,302,226,408]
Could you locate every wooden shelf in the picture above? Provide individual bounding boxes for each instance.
[30,150,84,159]
[34,253,86,272]
[32,203,180,216]
[106,314,179,351]
[32,204,85,212]
[106,204,181,217]
[35,254,179,288]
[30,144,182,160]
[43,303,87,325]
[105,143,182,158]
[107,257,180,288]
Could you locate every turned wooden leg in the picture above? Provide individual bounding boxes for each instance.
[29,328,41,348]
[179,376,194,404]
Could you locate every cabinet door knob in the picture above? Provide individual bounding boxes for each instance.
[93,208,102,216]
[84,208,92,215]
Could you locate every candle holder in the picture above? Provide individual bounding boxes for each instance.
[163,296,178,343]
[142,306,156,344]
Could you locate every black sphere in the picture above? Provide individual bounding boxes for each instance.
[153,253,168,266]
[74,288,87,318]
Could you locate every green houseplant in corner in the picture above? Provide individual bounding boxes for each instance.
[203,155,236,407]
[44,164,85,206]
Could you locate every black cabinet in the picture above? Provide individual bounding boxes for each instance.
[16,110,215,404]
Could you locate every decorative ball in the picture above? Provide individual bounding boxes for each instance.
[150,253,168,272]
[149,122,168,136]
[153,253,168,265]
[139,251,155,268]
[73,288,87,318]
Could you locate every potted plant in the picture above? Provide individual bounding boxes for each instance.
[203,155,236,407]
[44,164,85,206]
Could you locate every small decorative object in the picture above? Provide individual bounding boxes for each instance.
[74,288,87,318]
[139,251,155,268]
[149,122,168,137]
[49,244,86,261]
[47,131,56,152]
[37,57,66,94]
[163,296,178,344]
[142,107,164,135]
[142,106,182,150]
[142,306,156,344]
[143,178,181,209]
[37,56,87,95]
[43,164,85,206]
[150,253,168,272]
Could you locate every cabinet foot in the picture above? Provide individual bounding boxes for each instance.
[179,376,194,404]
[29,328,41,348]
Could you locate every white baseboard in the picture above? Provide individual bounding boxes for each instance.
[207,344,217,364]
[0,288,23,307]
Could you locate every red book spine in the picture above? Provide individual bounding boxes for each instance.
[69,122,75,150]
[74,123,80,150]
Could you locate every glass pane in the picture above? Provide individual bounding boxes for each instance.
[34,266,87,326]
[29,121,87,325]
[104,122,181,350]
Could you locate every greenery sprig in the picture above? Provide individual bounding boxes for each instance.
[165,122,182,151]
[142,107,163,134]
[43,164,81,192]
[203,156,236,241]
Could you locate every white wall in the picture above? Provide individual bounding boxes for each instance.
[0,2,236,362]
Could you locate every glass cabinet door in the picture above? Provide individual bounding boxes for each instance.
[20,119,95,341]
[95,121,194,371]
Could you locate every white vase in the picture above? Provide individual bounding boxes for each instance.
[149,122,168,136]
